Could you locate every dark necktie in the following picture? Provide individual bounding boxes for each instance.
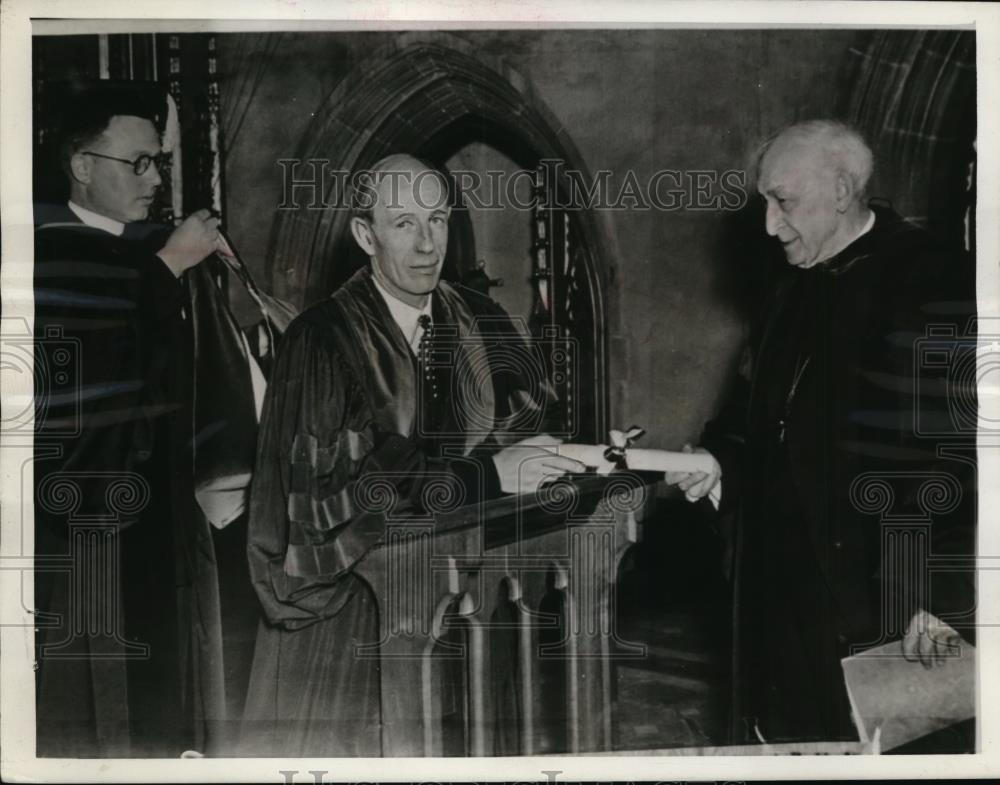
[417,314,437,439]
[416,314,451,442]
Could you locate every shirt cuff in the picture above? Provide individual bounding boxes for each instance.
[708,480,721,510]
[687,479,722,510]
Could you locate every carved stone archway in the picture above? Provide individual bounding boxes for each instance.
[269,34,611,441]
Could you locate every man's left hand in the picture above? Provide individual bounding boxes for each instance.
[902,608,963,669]
[491,434,586,495]
[156,209,223,277]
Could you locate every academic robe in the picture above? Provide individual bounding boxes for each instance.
[33,206,227,757]
[703,204,977,744]
[241,267,537,757]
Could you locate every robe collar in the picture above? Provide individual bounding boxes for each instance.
[812,202,910,276]
[336,267,495,454]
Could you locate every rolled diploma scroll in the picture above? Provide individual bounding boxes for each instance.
[551,445,718,475]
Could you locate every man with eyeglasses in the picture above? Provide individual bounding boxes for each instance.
[33,83,226,757]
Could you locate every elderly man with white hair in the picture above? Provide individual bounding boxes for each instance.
[668,120,977,746]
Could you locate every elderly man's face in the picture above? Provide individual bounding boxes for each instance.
[76,115,162,223]
[757,139,844,268]
[358,164,450,307]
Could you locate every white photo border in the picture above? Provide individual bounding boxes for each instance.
[3,0,999,781]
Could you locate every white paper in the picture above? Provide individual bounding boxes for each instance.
[554,444,718,474]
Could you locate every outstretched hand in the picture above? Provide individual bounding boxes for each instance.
[491,434,586,495]
[664,443,721,502]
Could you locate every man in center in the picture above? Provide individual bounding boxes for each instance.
[242,153,582,755]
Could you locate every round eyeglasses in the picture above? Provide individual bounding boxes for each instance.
[82,151,167,176]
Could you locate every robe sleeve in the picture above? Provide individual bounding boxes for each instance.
[33,227,186,527]
[700,374,750,516]
[247,316,496,631]
[872,248,977,638]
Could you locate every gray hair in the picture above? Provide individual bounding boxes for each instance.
[751,119,874,198]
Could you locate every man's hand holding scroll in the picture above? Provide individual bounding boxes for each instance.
[664,443,722,505]
[491,434,586,495]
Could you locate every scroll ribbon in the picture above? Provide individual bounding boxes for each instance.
[602,425,646,468]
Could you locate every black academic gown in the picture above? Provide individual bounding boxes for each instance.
[33,205,227,757]
[241,267,538,756]
[704,205,977,744]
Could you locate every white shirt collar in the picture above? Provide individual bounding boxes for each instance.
[851,209,876,245]
[818,209,876,266]
[68,201,125,237]
[371,274,433,354]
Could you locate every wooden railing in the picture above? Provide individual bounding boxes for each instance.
[353,472,655,757]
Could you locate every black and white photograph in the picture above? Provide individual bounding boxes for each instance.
[1,0,998,781]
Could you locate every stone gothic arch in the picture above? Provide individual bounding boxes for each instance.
[269,34,611,441]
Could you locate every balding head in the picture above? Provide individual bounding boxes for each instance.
[350,153,451,223]
[349,153,451,307]
[754,120,874,268]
